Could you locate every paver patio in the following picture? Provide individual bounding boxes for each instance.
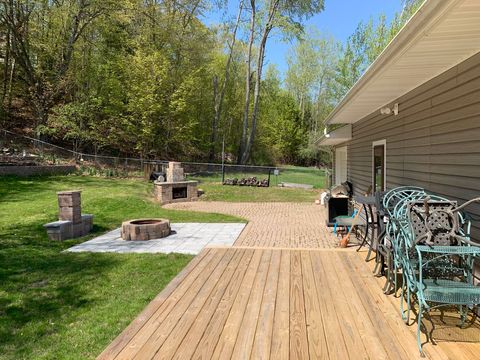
[165,202,347,248]
[99,202,480,359]
[66,223,245,254]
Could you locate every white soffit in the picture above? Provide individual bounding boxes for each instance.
[326,0,480,124]
[317,125,352,146]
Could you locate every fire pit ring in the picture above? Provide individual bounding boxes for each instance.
[121,218,171,241]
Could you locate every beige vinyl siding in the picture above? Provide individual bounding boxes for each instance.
[338,51,480,239]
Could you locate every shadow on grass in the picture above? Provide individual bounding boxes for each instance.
[0,244,120,351]
[0,176,134,353]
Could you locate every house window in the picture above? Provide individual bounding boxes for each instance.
[372,140,386,192]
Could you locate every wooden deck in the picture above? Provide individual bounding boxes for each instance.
[98,247,480,360]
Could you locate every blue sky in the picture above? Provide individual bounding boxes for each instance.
[203,0,404,75]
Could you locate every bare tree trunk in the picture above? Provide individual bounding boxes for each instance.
[208,0,243,163]
[2,27,10,104]
[7,58,15,109]
[238,0,255,164]
[209,74,219,162]
[240,0,279,164]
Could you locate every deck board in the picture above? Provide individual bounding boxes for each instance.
[155,249,246,359]
[99,248,480,360]
[300,251,328,360]
[270,250,291,360]
[230,250,272,359]
[289,251,309,360]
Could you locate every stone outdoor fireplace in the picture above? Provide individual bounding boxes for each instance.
[154,162,198,205]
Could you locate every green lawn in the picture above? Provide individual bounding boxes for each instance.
[0,175,242,360]
[196,181,320,202]
[187,165,325,201]
[275,166,326,189]
[188,166,326,189]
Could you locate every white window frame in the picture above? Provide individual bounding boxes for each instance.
[372,139,387,191]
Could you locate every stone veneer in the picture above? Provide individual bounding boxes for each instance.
[154,180,198,205]
[166,161,184,182]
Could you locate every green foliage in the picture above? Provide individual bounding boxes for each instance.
[1,0,423,166]
[260,79,306,163]
[285,0,424,166]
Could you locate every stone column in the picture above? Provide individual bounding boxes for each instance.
[58,191,81,222]
[57,190,83,237]
[166,161,184,182]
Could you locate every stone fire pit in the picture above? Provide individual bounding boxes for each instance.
[121,218,171,241]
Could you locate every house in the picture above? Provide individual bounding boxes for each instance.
[318,0,480,237]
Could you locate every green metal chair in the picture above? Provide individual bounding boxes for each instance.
[401,198,480,356]
[378,186,426,294]
[397,196,461,323]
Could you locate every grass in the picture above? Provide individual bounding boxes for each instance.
[187,166,325,202]
[195,181,320,202]
[0,175,242,360]
[274,166,326,189]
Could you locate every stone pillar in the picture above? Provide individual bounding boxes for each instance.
[58,191,82,223]
[45,190,93,241]
[166,161,184,182]
[58,190,83,237]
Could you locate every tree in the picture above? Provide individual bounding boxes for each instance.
[1,0,114,133]
[237,0,325,164]
[286,29,339,132]
[209,0,243,163]
[259,65,305,164]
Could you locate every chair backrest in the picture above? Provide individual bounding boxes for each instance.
[382,186,426,218]
[407,199,459,246]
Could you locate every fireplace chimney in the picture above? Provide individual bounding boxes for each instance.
[166,161,184,182]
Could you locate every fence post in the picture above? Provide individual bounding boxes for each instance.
[221,138,225,184]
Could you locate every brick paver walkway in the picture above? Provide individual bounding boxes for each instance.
[165,202,344,248]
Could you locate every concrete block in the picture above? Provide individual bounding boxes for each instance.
[82,214,94,233]
[58,194,81,207]
[59,207,82,223]
[72,222,85,237]
[44,220,73,241]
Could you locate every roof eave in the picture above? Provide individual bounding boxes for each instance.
[325,0,461,125]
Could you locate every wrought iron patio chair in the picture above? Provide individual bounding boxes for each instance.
[378,186,426,294]
[400,197,480,356]
[397,196,461,322]
[373,191,387,275]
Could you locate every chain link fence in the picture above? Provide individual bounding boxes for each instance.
[1,129,327,188]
